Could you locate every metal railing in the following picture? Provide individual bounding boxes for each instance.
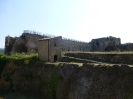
[23,30,89,43]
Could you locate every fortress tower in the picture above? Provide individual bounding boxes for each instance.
[38,36,62,62]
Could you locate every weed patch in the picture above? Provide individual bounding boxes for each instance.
[50,72,59,99]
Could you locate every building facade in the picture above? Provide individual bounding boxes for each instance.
[38,36,62,62]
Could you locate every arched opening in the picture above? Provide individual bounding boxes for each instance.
[54,55,58,62]
[54,43,56,47]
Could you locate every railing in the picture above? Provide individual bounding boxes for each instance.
[23,30,89,43]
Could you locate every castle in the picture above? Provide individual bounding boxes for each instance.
[4,30,133,62]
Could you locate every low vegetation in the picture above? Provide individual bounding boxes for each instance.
[0,53,39,75]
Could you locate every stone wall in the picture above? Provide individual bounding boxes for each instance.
[64,52,133,64]
[38,38,49,61]
[4,36,26,55]
[4,36,14,55]
[21,33,47,53]
[4,31,91,54]
[38,36,62,62]
[5,30,133,54]
[62,38,90,51]
[1,61,133,99]
[49,36,62,62]
[90,36,121,51]
[116,43,133,51]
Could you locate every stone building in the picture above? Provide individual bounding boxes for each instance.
[6,30,133,56]
[90,36,121,51]
[4,36,27,55]
[38,36,62,62]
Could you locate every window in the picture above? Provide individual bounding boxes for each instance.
[54,43,56,47]
[54,55,57,62]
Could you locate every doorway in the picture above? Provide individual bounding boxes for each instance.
[54,55,58,62]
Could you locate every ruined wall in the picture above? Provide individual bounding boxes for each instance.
[116,43,133,51]
[11,37,27,54]
[4,36,26,55]
[62,38,90,51]
[64,52,133,64]
[6,30,133,53]
[4,36,15,55]
[38,36,62,62]
[49,36,62,62]
[90,36,121,51]
[21,33,47,53]
[1,61,133,99]
[38,39,49,61]
[4,33,48,54]
[22,30,91,52]
[4,30,91,54]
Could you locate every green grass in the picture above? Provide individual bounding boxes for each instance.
[0,53,38,59]
[0,53,39,76]
[50,72,59,99]
[0,53,38,62]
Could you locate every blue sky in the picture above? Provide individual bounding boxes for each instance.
[1,0,133,48]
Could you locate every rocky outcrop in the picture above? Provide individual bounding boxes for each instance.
[0,61,133,99]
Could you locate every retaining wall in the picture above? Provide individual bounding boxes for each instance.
[64,52,133,64]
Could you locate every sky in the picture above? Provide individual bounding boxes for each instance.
[0,0,133,48]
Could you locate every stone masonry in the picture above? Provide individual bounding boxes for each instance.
[38,36,62,62]
[4,30,133,55]
[90,36,121,51]
[4,31,91,55]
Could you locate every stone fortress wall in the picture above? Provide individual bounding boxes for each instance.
[61,38,90,51]
[4,30,133,55]
[23,30,91,52]
[4,30,91,55]
[90,36,121,51]
[23,30,90,51]
[116,43,133,51]
[38,36,62,62]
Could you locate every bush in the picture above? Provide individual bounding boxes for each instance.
[0,53,39,76]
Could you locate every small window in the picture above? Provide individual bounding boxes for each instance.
[54,55,57,62]
[54,43,56,47]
